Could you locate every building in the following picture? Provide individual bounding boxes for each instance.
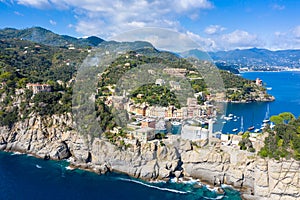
[163,68,187,77]
[155,118,167,134]
[145,106,166,118]
[26,83,52,94]
[169,81,181,90]
[256,78,263,86]
[181,125,209,141]
[141,118,156,128]
[128,103,148,116]
[155,79,165,86]
[133,127,156,143]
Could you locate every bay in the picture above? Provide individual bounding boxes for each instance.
[219,71,300,133]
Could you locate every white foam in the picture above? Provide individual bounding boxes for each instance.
[117,178,188,194]
[36,164,42,169]
[65,166,75,170]
[11,152,23,155]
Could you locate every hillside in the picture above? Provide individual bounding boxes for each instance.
[0,27,104,47]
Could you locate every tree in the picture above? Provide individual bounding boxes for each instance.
[270,115,284,125]
[278,112,295,124]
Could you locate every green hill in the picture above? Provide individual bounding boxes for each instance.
[0,27,104,47]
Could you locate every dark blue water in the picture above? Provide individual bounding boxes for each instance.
[219,71,300,133]
[0,151,241,200]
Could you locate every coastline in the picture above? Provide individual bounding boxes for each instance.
[0,114,299,200]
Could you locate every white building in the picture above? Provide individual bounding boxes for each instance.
[133,127,156,143]
[181,125,209,141]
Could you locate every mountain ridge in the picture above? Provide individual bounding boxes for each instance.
[0,26,104,47]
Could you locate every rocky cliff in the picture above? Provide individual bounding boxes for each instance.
[0,114,299,200]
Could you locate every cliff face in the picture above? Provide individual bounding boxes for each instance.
[0,114,299,200]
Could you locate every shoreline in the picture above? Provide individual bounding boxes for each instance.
[2,149,236,198]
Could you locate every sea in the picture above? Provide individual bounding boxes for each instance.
[216,71,300,133]
[1,71,300,200]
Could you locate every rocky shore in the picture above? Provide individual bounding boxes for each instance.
[0,114,299,200]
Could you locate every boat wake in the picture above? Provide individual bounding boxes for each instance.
[35,164,42,169]
[117,178,188,194]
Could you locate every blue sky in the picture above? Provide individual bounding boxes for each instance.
[1,0,300,51]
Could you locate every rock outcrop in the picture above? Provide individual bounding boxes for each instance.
[0,114,299,200]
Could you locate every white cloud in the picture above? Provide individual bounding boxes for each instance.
[14,11,24,16]
[271,4,285,11]
[204,25,226,35]
[292,26,300,39]
[49,19,56,25]
[219,30,261,49]
[17,0,50,8]
[7,0,213,38]
[270,26,300,50]
[186,31,216,51]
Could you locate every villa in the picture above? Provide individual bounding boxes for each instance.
[26,83,52,94]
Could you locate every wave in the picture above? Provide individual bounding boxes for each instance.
[65,166,75,170]
[203,196,223,200]
[117,178,188,194]
[11,152,23,155]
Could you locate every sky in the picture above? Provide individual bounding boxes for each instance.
[0,0,300,51]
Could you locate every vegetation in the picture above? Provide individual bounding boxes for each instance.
[130,83,181,108]
[259,112,300,160]
[0,34,272,137]
[238,131,255,152]
[221,70,271,102]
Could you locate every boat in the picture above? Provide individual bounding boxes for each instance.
[36,164,42,169]
[248,126,255,131]
[254,129,260,133]
[263,104,270,123]
[266,87,272,90]
[224,116,233,120]
[171,121,181,126]
[228,114,234,117]
[240,116,244,133]
[232,128,238,132]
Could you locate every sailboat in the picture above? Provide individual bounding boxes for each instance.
[240,116,244,133]
[263,104,270,123]
[247,113,255,131]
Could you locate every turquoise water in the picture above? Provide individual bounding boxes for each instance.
[219,71,300,133]
[0,151,241,200]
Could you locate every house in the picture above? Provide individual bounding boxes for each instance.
[26,83,52,94]
[256,78,263,86]
[169,81,181,90]
[141,118,156,128]
[133,127,156,143]
[155,79,165,86]
[163,68,187,77]
[129,103,148,116]
[145,106,166,118]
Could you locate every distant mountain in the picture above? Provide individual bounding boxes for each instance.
[179,49,212,61]
[179,49,239,74]
[209,48,300,69]
[0,27,104,47]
